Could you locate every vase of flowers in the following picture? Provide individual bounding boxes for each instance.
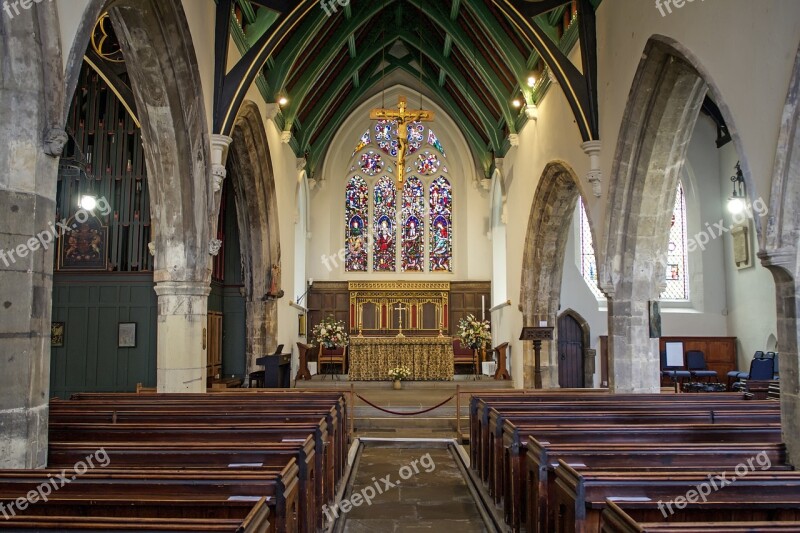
[388,366,411,389]
[311,315,349,350]
[456,314,492,351]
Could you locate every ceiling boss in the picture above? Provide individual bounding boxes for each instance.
[370,96,435,188]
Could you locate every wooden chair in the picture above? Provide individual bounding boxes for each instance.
[319,345,347,376]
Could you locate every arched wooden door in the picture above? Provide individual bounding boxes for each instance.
[558,313,585,388]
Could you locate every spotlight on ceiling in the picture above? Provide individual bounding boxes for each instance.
[278,96,289,106]
[512,99,522,108]
[727,161,746,214]
[79,195,97,211]
[527,76,537,88]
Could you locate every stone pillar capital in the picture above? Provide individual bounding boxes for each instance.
[153,280,212,298]
[581,140,603,197]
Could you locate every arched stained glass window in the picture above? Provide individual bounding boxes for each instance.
[429,177,452,272]
[373,176,396,272]
[345,176,368,271]
[578,199,605,299]
[661,183,689,300]
[401,177,425,271]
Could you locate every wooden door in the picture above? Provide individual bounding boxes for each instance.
[207,312,223,381]
[558,314,584,388]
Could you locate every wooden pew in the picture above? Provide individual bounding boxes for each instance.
[554,463,800,533]
[0,466,299,532]
[496,416,780,532]
[526,441,788,533]
[600,500,800,532]
[48,440,318,533]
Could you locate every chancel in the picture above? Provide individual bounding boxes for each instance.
[2,0,800,531]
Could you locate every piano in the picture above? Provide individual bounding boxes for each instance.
[256,344,292,388]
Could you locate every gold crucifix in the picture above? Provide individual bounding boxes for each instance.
[370,96,435,188]
[394,302,408,338]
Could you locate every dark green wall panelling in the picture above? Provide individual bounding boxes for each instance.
[50,273,157,399]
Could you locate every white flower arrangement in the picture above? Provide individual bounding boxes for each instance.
[312,316,349,349]
[388,366,412,381]
[456,314,492,349]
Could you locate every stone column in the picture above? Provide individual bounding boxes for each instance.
[153,281,212,392]
[0,3,63,468]
[607,297,660,393]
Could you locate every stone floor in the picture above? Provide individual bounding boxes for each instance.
[338,444,488,532]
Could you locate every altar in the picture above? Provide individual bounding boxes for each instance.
[348,336,454,381]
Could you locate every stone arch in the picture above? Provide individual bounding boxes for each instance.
[520,161,595,388]
[0,0,65,468]
[601,38,709,393]
[760,44,800,465]
[557,308,594,388]
[228,101,282,371]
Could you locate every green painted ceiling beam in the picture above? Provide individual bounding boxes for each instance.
[405,0,517,132]
[296,32,501,158]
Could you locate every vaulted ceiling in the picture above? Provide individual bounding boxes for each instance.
[215,0,603,177]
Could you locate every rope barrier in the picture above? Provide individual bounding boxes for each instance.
[355,393,455,416]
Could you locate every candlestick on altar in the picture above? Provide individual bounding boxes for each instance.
[481,295,485,321]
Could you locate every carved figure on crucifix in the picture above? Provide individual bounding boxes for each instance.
[370,96,435,188]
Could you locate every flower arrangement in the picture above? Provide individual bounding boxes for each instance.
[456,314,492,349]
[311,315,349,349]
[388,366,412,381]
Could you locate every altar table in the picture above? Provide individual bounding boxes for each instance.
[348,336,454,380]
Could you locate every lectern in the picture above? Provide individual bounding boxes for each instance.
[519,326,554,389]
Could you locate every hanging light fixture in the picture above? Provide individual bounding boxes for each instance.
[727,161,746,214]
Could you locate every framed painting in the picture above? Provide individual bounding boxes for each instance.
[118,322,136,348]
[51,322,65,347]
[58,214,108,271]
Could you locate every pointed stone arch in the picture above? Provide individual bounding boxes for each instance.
[760,44,800,466]
[228,101,282,371]
[520,161,596,388]
[601,38,709,393]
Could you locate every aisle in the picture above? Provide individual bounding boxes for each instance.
[336,443,490,532]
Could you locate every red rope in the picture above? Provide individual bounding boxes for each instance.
[355,393,455,416]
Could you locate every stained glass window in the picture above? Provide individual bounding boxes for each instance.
[375,120,430,158]
[360,150,384,176]
[428,129,446,157]
[401,177,425,271]
[415,151,441,176]
[429,177,452,271]
[352,130,370,156]
[345,176,368,271]
[661,183,689,300]
[373,176,397,272]
[579,199,605,299]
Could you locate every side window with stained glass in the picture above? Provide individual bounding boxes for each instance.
[661,183,689,300]
[578,199,605,299]
[345,176,369,271]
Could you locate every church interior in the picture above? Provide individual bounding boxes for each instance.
[2,0,800,531]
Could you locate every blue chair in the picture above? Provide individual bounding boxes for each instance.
[732,357,774,391]
[686,350,718,382]
[660,350,690,385]
[727,351,764,387]
[768,352,780,379]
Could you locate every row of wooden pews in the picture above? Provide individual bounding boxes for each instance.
[0,390,350,532]
[469,390,800,532]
